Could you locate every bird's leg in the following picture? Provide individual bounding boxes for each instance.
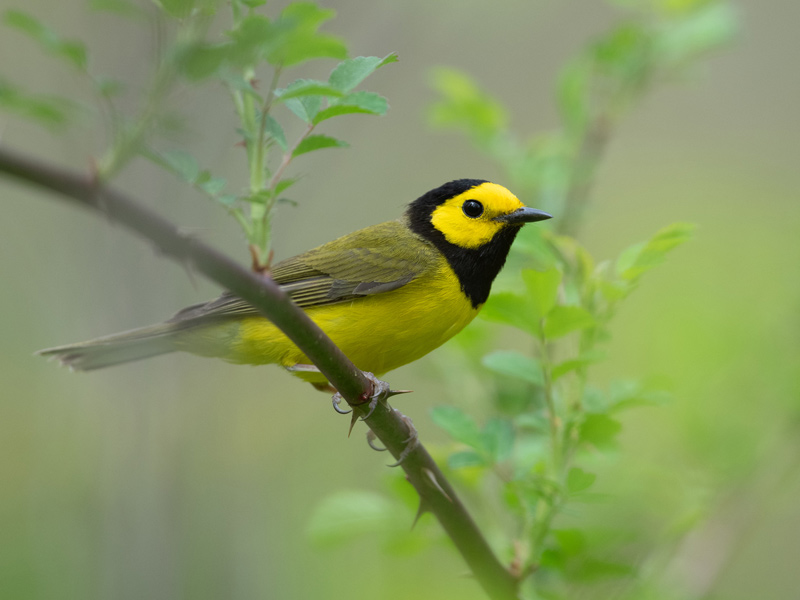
[366,430,387,452]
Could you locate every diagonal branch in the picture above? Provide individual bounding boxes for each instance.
[0,146,521,600]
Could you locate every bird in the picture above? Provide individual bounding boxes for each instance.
[38,179,551,387]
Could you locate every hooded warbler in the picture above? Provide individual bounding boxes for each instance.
[39,179,551,384]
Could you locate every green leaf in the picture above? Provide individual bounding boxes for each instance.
[217,194,238,207]
[155,0,202,19]
[312,91,389,124]
[579,414,622,450]
[161,149,201,182]
[328,53,398,92]
[430,406,483,450]
[481,418,514,463]
[94,76,125,98]
[566,467,596,494]
[280,79,327,122]
[0,80,74,128]
[283,96,321,123]
[447,451,486,469]
[264,115,287,151]
[607,379,671,413]
[306,490,395,548]
[180,43,231,80]
[479,291,537,332]
[224,9,343,68]
[591,22,650,80]
[428,67,508,142]
[655,3,739,68]
[522,266,562,320]
[597,279,630,303]
[543,305,595,339]
[266,3,347,67]
[219,72,261,100]
[551,351,604,381]
[554,529,587,557]
[274,79,345,101]
[514,413,550,432]
[575,558,636,581]
[274,177,298,196]
[197,173,227,196]
[245,190,272,206]
[279,33,346,67]
[482,351,544,387]
[616,222,695,280]
[225,15,274,66]
[4,10,88,70]
[292,134,348,158]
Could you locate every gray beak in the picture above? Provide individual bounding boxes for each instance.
[495,207,552,224]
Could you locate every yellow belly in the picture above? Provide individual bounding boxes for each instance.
[180,262,478,383]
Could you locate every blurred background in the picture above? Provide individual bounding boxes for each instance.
[1,0,799,599]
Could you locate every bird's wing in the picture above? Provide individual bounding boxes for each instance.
[168,220,435,322]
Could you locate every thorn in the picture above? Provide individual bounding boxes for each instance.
[411,497,432,530]
[386,389,413,398]
[422,468,451,502]
[348,411,359,437]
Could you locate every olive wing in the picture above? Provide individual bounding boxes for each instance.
[168,220,435,322]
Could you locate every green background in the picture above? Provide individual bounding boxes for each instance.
[1,1,798,598]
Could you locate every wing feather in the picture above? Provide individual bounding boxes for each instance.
[168,219,436,323]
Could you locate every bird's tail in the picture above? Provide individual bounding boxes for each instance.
[37,322,179,371]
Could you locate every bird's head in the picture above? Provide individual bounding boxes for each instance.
[406,179,551,250]
[406,180,552,307]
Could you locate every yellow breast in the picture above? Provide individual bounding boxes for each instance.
[221,259,477,383]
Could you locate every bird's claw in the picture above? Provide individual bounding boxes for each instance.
[327,372,414,440]
[331,393,352,415]
[366,430,387,452]
[364,409,418,466]
[386,409,420,467]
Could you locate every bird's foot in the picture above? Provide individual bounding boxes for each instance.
[385,409,419,467]
[327,372,413,436]
[363,408,419,467]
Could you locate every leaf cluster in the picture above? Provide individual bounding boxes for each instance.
[0,0,396,268]
[428,0,737,236]
[422,0,735,595]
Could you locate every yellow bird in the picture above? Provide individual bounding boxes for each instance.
[39,180,551,385]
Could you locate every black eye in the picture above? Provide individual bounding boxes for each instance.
[462,200,484,218]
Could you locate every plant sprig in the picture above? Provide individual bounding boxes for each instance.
[1,0,396,270]
[167,2,397,269]
[417,0,737,596]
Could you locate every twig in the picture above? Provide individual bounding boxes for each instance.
[0,145,521,600]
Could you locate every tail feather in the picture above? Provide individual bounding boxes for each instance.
[37,323,178,371]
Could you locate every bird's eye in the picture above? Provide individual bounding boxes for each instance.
[462,200,484,218]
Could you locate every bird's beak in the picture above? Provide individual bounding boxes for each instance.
[494,207,552,224]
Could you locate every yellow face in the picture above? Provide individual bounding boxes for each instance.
[429,182,527,249]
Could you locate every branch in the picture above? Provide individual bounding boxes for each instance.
[0,146,520,600]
